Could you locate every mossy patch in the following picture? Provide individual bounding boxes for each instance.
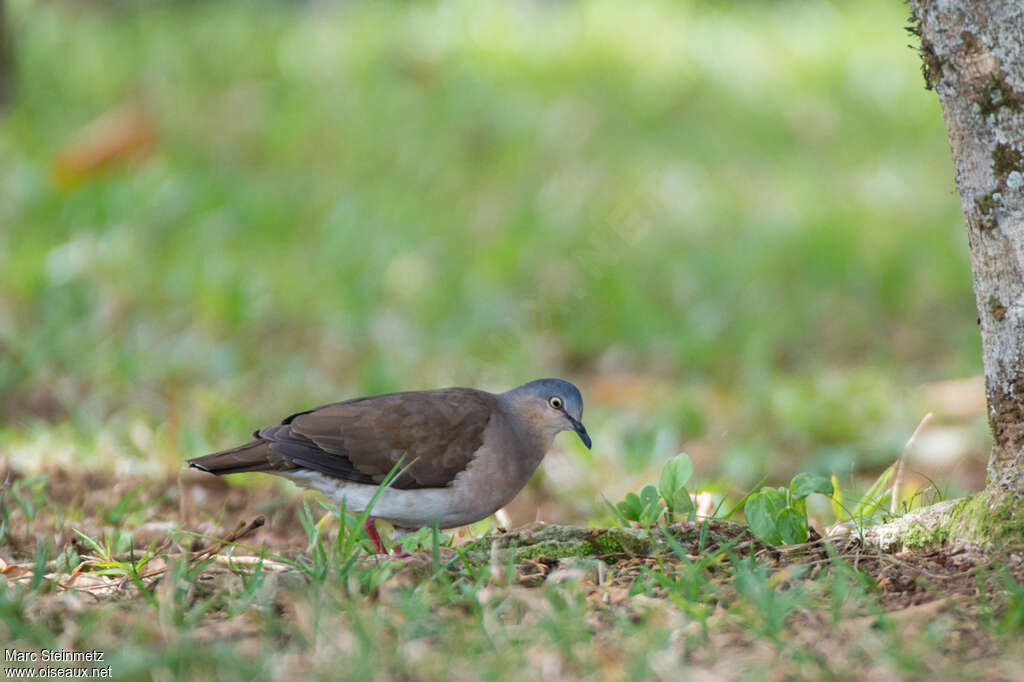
[459,523,599,563]
[983,143,1024,214]
[993,143,1023,175]
[976,193,997,214]
[459,521,748,565]
[993,143,1024,190]
[978,74,1024,116]
[888,492,1024,550]
[897,497,970,549]
[514,539,595,561]
[906,21,941,90]
[988,296,1007,321]
[975,193,997,229]
[951,490,1024,547]
[592,527,654,556]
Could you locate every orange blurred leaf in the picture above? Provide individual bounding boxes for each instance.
[52,100,157,189]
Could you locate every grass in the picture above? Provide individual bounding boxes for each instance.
[0,0,987,503]
[3,472,1024,680]
[0,0,1017,677]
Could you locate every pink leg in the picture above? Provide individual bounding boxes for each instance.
[363,516,387,554]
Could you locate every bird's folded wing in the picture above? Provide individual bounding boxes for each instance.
[265,388,497,489]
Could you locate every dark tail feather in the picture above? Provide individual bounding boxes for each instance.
[188,440,274,475]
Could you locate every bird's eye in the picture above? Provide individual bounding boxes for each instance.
[549,396,563,409]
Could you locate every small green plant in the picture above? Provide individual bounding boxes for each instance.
[659,453,696,521]
[72,529,162,606]
[0,474,49,541]
[299,455,412,583]
[606,453,697,528]
[826,461,917,537]
[743,472,833,545]
[393,526,452,553]
[609,485,662,527]
[650,529,734,634]
[731,556,808,640]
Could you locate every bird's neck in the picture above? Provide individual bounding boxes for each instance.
[496,394,557,465]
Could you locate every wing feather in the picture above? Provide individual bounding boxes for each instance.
[257,388,496,489]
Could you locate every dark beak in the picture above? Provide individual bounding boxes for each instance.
[567,416,592,450]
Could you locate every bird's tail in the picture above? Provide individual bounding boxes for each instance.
[187,440,274,475]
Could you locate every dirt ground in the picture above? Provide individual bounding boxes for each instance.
[3,467,1024,680]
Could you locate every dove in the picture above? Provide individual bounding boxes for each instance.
[188,378,590,552]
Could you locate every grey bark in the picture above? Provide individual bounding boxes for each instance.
[909,0,1024,498]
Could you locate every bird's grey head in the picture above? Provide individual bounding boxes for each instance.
[505,378,591,449]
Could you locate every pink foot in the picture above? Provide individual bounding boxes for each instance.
[363,517,387,554]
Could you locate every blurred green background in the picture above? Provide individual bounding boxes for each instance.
[0,0,988,524]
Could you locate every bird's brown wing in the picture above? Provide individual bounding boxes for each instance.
[190,388,498,490]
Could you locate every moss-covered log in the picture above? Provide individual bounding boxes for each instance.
[456,521,749,565]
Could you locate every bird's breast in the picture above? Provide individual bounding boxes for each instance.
[447,422,550,522]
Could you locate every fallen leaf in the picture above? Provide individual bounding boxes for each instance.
[52,100,156,189]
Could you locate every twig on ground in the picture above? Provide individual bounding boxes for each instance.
[189,517,265,566]
[47,517,268,594]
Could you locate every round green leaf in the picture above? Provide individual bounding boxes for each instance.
[618,492,644,521]
[639,485,663,525]
[659,453,695,503]
[744,491,783,545]
[776,507,809,544]
[762,486,788,515]
[667,486,695,515]
[790,472,834,500]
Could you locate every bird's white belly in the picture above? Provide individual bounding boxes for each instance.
[279,470,500,530]
[278,417,548,530]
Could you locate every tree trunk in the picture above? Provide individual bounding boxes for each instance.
[900,0,1024,547]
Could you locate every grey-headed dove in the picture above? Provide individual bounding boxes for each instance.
[187,378,590,552]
